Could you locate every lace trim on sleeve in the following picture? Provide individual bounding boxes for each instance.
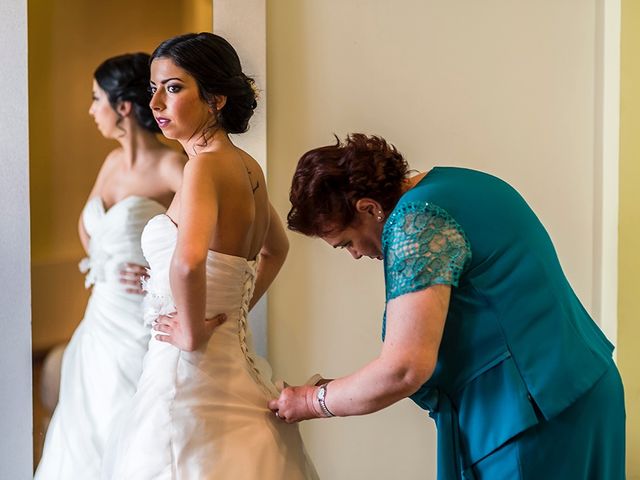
[382,201,471,302]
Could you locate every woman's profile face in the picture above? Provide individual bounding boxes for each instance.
[149,57,211,142]
[321,217,384,261]
[88,80,119,139]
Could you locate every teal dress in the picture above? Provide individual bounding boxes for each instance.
[381,167,625,480]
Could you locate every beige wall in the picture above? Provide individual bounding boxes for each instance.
[213,0,269,357]
[619,1,640,477]
[29,0,211,351]
[267,1,613,478]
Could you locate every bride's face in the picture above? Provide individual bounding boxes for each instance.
[88,80,119,139]
[149,57,212,142]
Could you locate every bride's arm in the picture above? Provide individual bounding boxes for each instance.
[249,203,289,311]
[168,157,218,351]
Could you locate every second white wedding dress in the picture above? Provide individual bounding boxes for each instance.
[103,214,318,479]
[35,196,166,480]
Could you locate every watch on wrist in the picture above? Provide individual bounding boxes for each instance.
[316,382,335,417]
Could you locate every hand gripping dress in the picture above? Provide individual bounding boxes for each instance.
[103,214,318,480]
[35,196,166,479]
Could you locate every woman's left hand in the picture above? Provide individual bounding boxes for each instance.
[119,262,149,294]
[153,312,227,351]
[268,385,323,423]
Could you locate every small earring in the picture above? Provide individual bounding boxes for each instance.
[377,216,383,222]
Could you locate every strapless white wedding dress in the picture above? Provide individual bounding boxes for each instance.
[102,214,318,480]
[35,196,166,480]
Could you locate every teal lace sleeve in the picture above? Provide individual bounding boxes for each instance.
[382,202,471,303]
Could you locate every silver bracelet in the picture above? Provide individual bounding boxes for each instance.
[316,382,335,417]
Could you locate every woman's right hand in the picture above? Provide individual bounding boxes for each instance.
[268,385,324,423]
[119,262,149,294]
[152,312,227,351]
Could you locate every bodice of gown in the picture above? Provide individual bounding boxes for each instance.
[140,213,278,397]
[34,196,167,480]
[80,196,165,289]
[101,214,318,480]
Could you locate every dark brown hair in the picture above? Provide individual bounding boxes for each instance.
[151,32,257,135]
[287,134,409,236]
[94,52,160,134]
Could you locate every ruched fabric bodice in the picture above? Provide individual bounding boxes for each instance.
[103,214,318,480]
[140,213,278,398]
[35,196,166,480]
[141,213,255,307]
[80,195,166,289]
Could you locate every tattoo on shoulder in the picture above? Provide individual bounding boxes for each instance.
[245,166,260,193]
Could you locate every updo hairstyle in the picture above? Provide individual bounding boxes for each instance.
[94,52,160,133]
[150,32,257,134]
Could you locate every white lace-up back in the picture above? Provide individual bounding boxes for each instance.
[103,214,317,480]
[140,214,279,398]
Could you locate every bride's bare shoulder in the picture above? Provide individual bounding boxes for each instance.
[157,148,187,189]
[94,148,123,182]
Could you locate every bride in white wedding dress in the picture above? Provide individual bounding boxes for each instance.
[35,53,185,479]
[102,33,318,479]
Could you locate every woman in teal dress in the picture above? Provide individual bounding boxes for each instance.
[268,133,626,479]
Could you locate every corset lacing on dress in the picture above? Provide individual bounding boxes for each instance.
[141,260,276,397]
[237,261,275,397]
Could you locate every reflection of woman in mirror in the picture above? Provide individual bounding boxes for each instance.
[270,134,625,480]
[35,53,185,479]
[102,33,317,480]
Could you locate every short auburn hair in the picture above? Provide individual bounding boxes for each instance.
[287,133,409,236]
